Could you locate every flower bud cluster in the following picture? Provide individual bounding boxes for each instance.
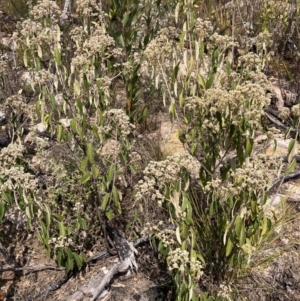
[49,236,74,249]
[98,109,135,140]
[168,248,204,281]
[135,154,195,205]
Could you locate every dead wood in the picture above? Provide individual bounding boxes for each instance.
[265,111,297,134]
[23,235,149,301]
[68,258,133,301]
[25,272,74,301]
[269,170,300,191]
[0,264,64,274]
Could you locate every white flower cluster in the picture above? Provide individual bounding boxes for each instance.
[238,52,262,70]
[71,25,114,70]
[184,96,201,111]
[34,69,58,87]
[168,248,204,281]
[194,18,213,39]
[291,103,300,118]
[98,109,135,140]
[184,77,270,133]
[135,154,195,205]
[255,30,273,54]
[209,32,237,51]
[205,154,281,198]
[0,143,38,194]
[129,151,142,162]
[30,0,61,21]
[70,54,90,69]
[70,26,88,50]
[18,15,60,49]
[0,166,38,194]
[144,27,177,67]
[5,95,35,123]
[75,0,101,18]
[217,284,233,301]
[1,146,38,190]
[278,107,290,121]
[83,27,115,57]
[73,202,84,211]
[142,222,176,248]
[0,143,25,167]
[49,236,74,249]
[68,24,115,105]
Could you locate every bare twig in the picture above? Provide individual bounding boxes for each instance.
[68,258,135,301]
[25,271,73,301]
[264,111,297,134]
[68,225,139,301]
[60,0,71,25]
[23,234,149,301]
[0,264,64,274]
[269,170,300,191]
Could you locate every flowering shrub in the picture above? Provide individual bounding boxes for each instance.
[1,0,138,272]
[135,1,288,299]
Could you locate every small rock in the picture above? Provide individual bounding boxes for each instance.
[271,84,284,109]
[266,194,283,207]
[285,183,300,202]
[283,90,297,107]
[20,71,34,92]
[264,138,297,157]
[59,118,71,128]
[55,93,64,105]
[0,111,5,122]
[255,134,268,144]
[34,123,47,133]
[160,121,185,157]
[24,132,34,144]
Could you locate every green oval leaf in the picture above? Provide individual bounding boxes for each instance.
[101,193,110,211]
[246,138,253,157]
[261,217,271,236]
[285,158,296,175]
[106,209,114,220]
[54,47,61,65]
[23,49,28,67]
[239,224,246,246]
[122,12,130,26]
[287,139,297,163]
[287,139,296,156]
[57,221,66,236]
[80,171,91,184]
[37,44,43,58]
[57,124,63,142]
[107,165,114,187]
[92,165,99,179]
[235,216,242,237]
[73,252,84,269]
[198,74,206,90]
[87,143,94,164]
[80,157,88,173]
[225,236,234,257]
[0,202,5,223]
